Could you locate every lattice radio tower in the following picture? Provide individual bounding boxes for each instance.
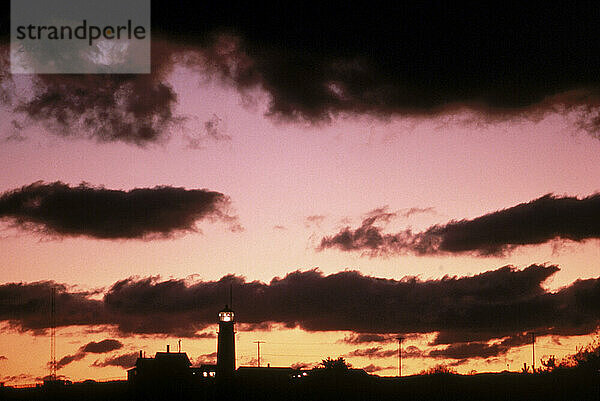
[50,286,57,380]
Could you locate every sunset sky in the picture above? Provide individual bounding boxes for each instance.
[0,2,599,384]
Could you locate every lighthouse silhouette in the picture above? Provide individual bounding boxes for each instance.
[217,304,235,379]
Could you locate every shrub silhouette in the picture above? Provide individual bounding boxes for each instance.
[561,336,600,372]
[318,357,351,370]
[419,363,457,375]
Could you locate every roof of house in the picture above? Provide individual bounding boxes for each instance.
[154,352,191,366]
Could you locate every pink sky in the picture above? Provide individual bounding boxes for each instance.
[1,66,599,383]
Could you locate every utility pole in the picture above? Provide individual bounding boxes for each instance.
[531,332,535,373]
[254,341,265,367]
[397,336,404,377]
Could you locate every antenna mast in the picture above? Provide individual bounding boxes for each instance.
[50,286,57,380]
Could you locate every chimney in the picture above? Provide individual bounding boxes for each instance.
[167,345,170,353]
[139,350,143,358]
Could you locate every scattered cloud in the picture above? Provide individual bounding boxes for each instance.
[195,332,217,339]
[305,215,326,228]
[399,207,436,218]
[92,352,138,369]
[0,181,240,240]
[319,194,600,257]
[56,353,86,370]
[345,347,397,359]
[340,333,395,344]
[0,373,36,384]
[184,113,231,149]
[193,352,217,365]
[362,364,395,374]
[291,361,317,370]
[81,339,123,354]
[203,114,231,141]
[240,357,259,366]
[427,336,529,360]
[1,40,183,146]
[55,339,124,369]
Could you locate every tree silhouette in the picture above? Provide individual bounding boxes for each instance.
[540,355,557,372]
[319,357,351,370]
[419,363,457,375]
[561,336,600,372]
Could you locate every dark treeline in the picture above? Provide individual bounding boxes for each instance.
[1,370,598,401]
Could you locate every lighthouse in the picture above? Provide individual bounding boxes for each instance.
[217,305,235,378]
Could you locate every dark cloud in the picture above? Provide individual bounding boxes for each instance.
[81,339,123,354]
[340,333,395,344]
[0,281,107,334]
[319,194,600,257]
[56,353,86,370]
[428,338,524,360]
[404,346,426,359]
[345,345,425,361]
[1,265,599,359]
[345,347,397,359]
[420,333,537,361]
[100,264,600,345]
[195,332,217,339]
[148,3,600,135]
[17,61,178,145]
[0,373,36,384]
[0,39,184,146]
[0,181,239,240]
[55,339,124,369]
[362,364,395,374]
[363,207,397,223]
[0,37,241,146]
[92,352,138,369]
[1,4,599,144]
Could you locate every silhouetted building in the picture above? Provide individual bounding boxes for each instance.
[191,364,217,380]
[237,366,296,383]
[217,305,236,379]
[127,346,192,389]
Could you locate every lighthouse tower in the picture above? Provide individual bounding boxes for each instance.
[217,305,235,378]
